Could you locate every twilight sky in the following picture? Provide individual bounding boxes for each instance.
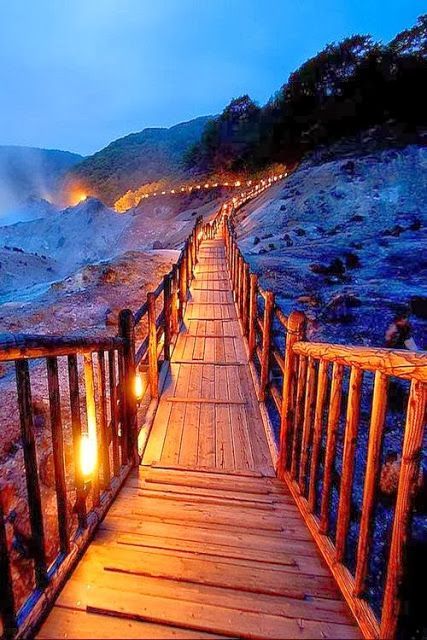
[0,0,424,155]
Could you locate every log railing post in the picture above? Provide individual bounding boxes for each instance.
[15,360,48,589]
[171,264,179,335]
[67,354,87,529]
[163,272,172,361]
[187,235,193,287]
[380,380,426,639]
[248,273,258,359]
[118,309,138,464]
[0,499,17,640]
[46,356,69,554]
[147,293,159,399]
[242,263,250,336]
[354,371,388,596]
[178,246,187,323]
[277,310,306,476]
[259,291,275,401]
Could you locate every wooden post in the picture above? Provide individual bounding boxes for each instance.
[15,360,48,589]
[308,359,329,512]
[163,273,172,361]
[277,311,306,475]
[108,350,121,477]
[290,355,308,480]
[46,356,69,554]
[335,367,363,561]
[319,362,344,533]
[179,248,187,322]
[147,293,159,399]
[248,274,258,359]
[242,263,250,336]
[187,236,193,287]
[380,380,426,639]
[67,354,87,528]
[117,351,128,465]
[0,499,17,640]
[83,353,100,505]
[298,357,316,494]
[259,291,275,401]
[354,371,388,596]
[171,265,179,335]
[118,309,138,465]
[96,351,111,488]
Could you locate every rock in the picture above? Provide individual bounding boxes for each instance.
[341,160,355,175]
[283,234,293,247]
[253,236,260,246]
[323,293,360,323]
[32,399,47,430]
[152,240,164,250]
[380,452,424,499]
[411,296,427,319]
[297,294,321,307]
[39,450,55,488]
[258,248,267,255]
[345,252,360,269]
[262,233,273,239]
[350,241,363,249]
[294,228,306,237]
[268,243,276,251]
[100,267,118,284]
[280,205,286,211]
[350,214,365,223]
[105,307,119,326]
[310,258,345,277]
[409,218,422,231]
[383,224,405,237]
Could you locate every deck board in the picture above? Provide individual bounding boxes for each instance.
[38,228,360,639]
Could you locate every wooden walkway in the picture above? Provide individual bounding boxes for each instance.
[38,235,361,639]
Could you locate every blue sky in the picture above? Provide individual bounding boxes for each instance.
[0,0,424,155]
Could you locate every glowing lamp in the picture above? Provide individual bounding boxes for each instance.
[234,181,241,187]
[134,372,144,401]
[80,433,97,480]
[204,183,209,188]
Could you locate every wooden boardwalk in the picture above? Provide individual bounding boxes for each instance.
[38,235,361,639]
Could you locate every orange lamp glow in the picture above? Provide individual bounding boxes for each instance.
[134,372,144,401]
[80,433,97,479]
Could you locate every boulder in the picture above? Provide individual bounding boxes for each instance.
[253,236,260,246]
[152,240,164,250]
[283,234,293,247]
[294,228,306,237]
[345,252,360,269]
[411,296,427,319]
[380,451,424,500]
[323,293,360,323]
[310,258,345,277]
[350,214,365,223]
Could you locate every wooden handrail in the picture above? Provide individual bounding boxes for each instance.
[0,333,123,362]
[223,200,427,640]
[293,341,427,382]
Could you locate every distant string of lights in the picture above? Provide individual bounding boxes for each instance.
[114,171,287,212]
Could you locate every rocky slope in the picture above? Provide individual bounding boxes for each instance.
[236,144,427,349]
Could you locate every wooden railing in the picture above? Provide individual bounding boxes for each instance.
[0,209,220,639]
[0,334,129,639]
[224,213,427,639]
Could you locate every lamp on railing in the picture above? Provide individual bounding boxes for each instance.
[134,372,144,403]
[80,432,97,481]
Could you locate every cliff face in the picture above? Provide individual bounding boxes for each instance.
[235,143,427,348]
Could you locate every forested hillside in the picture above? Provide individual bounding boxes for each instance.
[186,15,427,174]
[65,116,212,205]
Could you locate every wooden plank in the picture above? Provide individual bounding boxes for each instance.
[38,606,221,639]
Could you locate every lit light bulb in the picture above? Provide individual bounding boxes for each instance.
[81,433,97,479]
[134,372,144,401]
